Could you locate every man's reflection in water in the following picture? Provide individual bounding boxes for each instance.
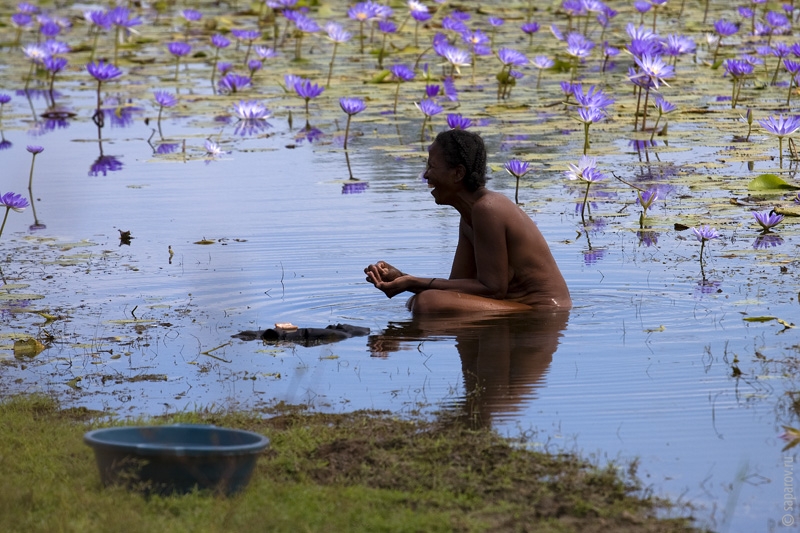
[368,309,570,428]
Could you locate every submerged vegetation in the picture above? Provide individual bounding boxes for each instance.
[0,394,703,532]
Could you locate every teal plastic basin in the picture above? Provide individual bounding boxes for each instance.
[84,424,269,496]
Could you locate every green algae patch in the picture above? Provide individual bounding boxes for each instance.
[0,394,703,533]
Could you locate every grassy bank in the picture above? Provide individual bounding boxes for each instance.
[0,395,704,532]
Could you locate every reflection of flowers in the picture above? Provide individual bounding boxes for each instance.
[102,103,139,129]
[295,127,324,144]
[753,233,784,249]
[582,247,606,265]
[695,278,721,296]
[235,119,270,137]
[89,154,123,176]
[233,100,271,136]
[637,229,658,247]
[342,181,368,194]
[155,142,180,155]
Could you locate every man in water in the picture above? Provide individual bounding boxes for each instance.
[365,129,571,314]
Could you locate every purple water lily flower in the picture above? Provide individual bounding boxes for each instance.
[496,48,527,100]
[416,99,442,118]
[26,145,43,154]
[446,113,473,130]
[218,73,251,94]
[154,91,177,109]
[758,114,800,167]
[0,94,11,123]
[86,60,122,82]
[497,47,528,67]
[182,9,202,22]
[390,64,415,81]
[349,1,377,53]
[294,79,324,100]
[692,224,720,265]
[340,97,366,149]
[692,225,720,242]
[503,159,529,178]
[390,65,415,114]
[637,188,658,214]
[521,22,539,47]
[212,34,230,49]
[232,29,261,42]
[0,192,30,212]
[566,156,605,225]
[565,32,594,60]
[232,101,271,136]
[416,99,442,140]
[505,159,530,203]
[294,79,324,116]
[0,192,30,239]
[531,55,554,89]
[752,210,784,231]
[573,84,614,109]
[340,97,367,116]
[86,60,122,119]
[325,22,351,87]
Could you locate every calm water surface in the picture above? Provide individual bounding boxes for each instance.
[1,113,797,533]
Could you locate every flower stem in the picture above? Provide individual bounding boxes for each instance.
[343,114,352,150]
[583,122,590,155]
[326,43,338,88]
[641,86,651,131]
[650,113,662,142]
[28,154,37,189]
[393,81,401,114]
[580,182,591,226]
[0,207,9,240]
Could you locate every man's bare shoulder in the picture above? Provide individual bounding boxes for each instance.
[473,190,518,213]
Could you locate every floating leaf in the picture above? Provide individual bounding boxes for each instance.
[66,377,82,390]
[747,174,800,191]
[13,338,46,358]
[743,316,795,328]
[0,293,44,301]
[194,238,216,245]
[743,316,777,322]
[774,207,800,217]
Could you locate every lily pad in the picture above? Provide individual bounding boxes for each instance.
[0,293,44,301]
[747,174,800,191]
[13,338,46,358]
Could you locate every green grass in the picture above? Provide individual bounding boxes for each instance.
[0,394,705,533]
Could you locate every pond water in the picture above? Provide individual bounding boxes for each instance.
[2,1,800,532]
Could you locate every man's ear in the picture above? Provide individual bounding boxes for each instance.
[454,164,466,183]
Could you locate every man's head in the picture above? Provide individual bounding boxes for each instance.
[433,129,487,192]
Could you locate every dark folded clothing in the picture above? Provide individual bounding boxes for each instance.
[232,323,370,346]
